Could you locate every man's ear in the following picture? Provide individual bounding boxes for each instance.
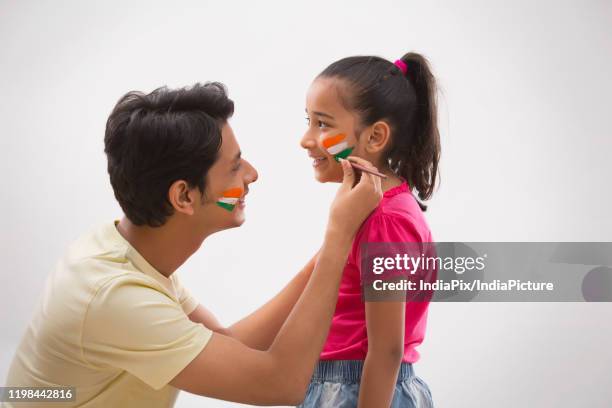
[364,121,391,154]
[168,180,195,216]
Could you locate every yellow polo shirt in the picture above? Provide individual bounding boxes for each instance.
[4,222,213,407]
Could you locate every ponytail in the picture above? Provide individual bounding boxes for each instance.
[393,53,440,205]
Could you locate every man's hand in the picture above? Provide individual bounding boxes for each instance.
[328,157,383,239]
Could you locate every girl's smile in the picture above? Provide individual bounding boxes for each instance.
[309,152,329,168]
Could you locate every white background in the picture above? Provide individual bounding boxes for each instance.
[1,0,611,406]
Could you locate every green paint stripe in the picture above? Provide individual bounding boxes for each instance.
[216,201,235,211]
[333,146,354,161]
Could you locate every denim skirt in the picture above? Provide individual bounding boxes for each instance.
[297,360,434,408]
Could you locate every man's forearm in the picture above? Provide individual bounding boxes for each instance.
[226,252,317,350]
[170,159,382,405]
[267,229,352,391]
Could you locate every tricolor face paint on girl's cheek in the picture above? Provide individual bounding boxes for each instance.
[216,187,243,212]
[322,133,353,162]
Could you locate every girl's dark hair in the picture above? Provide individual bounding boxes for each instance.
[104,82,234,227]
[318,52,440,210]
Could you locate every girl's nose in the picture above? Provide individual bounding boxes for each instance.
[300,132,317,149]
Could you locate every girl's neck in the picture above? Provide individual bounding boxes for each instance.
[380,167,403,193]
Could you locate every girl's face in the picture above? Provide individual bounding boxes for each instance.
[302,77,366,183]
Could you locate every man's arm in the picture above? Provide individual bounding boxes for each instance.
[171,231,350,405]
[170,159,383,405]
[187,304,226,333]
[225,251,318,349]
[187,252,318,349]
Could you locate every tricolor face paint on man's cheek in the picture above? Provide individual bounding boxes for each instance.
[322,133,354,162]
[216,187,243,212]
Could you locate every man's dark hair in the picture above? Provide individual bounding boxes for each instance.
[104,82,234,227]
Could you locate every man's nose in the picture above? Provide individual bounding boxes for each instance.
[244,160,258,184]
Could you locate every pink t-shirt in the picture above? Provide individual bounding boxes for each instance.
[320,181,433,363]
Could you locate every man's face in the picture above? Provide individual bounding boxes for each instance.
[195,122,258,232]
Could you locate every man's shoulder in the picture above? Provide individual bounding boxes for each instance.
[56,222,177,311]
[56,222,155,294]
[63,222,127,263]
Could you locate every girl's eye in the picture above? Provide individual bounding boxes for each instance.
[305,116,330,129]
[232,162,242,172]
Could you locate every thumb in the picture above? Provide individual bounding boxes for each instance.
[339,159,355,192]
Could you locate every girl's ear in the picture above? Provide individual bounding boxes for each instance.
[168,180,195,216]
[364,120,392,154]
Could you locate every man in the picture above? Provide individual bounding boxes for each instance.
[4,82,382,407]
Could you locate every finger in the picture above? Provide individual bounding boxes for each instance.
[372,171,383,194]
[339,159,355,192]
[346,156,378,171]
[367,172,383,196]
[356,169,375,189]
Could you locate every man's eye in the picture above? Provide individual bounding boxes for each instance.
[305,116,311,126]
[318,121,329,129]
[232,162,242,172]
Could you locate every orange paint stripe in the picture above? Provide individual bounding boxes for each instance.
[322,134,346,149]
[221,187,243,198]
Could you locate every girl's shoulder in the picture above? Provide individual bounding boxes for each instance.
[356,186,432,244]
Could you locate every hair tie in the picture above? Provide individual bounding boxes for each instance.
[394,59,408,75]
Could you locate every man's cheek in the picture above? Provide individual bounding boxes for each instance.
[215,187,243,212]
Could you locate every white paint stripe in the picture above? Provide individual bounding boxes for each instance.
[218,197,239,204]
[327,141,349,155]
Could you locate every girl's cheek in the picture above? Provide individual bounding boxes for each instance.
[321,133,355,162]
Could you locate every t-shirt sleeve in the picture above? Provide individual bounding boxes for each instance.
[81,276,213,390]
[363,212,421,244]
[357,213,423,283]
[172,273,199,315]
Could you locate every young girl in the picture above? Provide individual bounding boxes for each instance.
[299,53,440,408]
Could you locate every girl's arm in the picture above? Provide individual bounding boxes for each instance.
[358,299,406,408]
